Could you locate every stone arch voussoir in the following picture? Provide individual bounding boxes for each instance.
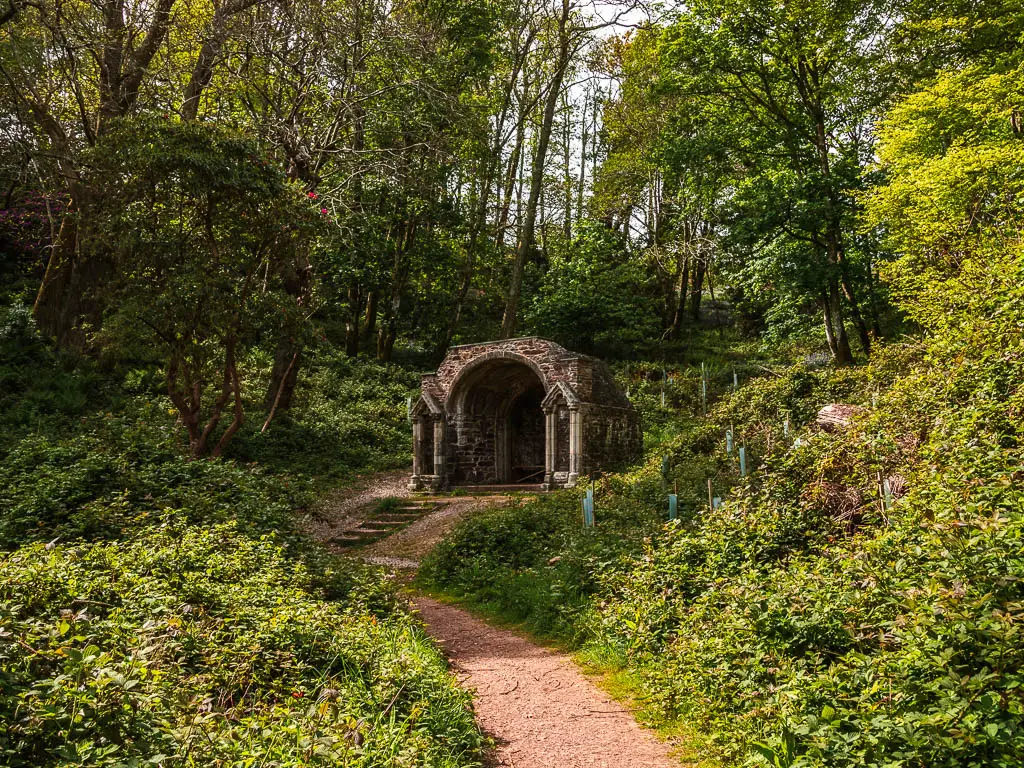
[446,350,550,415]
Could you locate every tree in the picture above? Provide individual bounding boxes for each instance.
[645,0,894,360]
[524,221,658,353]
[595,26,732,339]
[86,119,316,457]
[865,62,1024,335]
[0,0,264,346]
[500,0,627,338]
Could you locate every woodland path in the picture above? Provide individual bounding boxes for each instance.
[309,474,681,768]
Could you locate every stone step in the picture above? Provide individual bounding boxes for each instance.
[328,500,445,550]
[374,512,421,521]
[329,535,365,547]
[449,485,543,495]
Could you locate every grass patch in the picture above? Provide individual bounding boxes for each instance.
[573,644,719,768]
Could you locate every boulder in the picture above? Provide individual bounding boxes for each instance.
[815,403,866,432]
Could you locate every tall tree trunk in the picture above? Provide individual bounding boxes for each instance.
[263,250,311,410]
[180,0,263,120]
[828,279,853,364]
[562,93,572,242]
[689,257,706,323]
[33,197,110,350]
[821,290,837,357]
[377,221,415,362]
[496,57,534,245]
[377,294,399,362]
[361,290,378,346]
[576,87,588,226]
[669,255,689,339]
[804,75,871,358]
[866,254,883,338]
[497,114,527,242]
[263,339,302,411]
[501,0,571,338]
[833,239,872,354]
[33,208,79,344]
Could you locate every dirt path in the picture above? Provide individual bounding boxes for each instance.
[311,475,680,766]
[415,597,679,768]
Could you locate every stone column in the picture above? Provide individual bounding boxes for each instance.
[567,406,580,488]
[432,416,446,490]
[411,418,423,477]
[543,406,556,489]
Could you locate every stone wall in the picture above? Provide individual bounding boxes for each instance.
[412,337,641,490]
[578,404,643,479]
[431,338,578,401]
[447,412,496,484]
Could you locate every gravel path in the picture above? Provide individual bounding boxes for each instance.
[358,496,501,567]
[414,597,680,768]
[311,474,680,766]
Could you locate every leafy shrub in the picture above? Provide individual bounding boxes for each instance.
[0,524,483,767]
[424,319,1024,767]
[0,403,311,549]
[230,352,418,482]
[0,304,104,442]
[523,222,660,355]
[419,493,662,640]
[599,417,1024,766]
[0,308,481,767]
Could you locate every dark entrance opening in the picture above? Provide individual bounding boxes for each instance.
[449,359,548,485]
[508,386,545,483]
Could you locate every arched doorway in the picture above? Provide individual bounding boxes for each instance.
[448,357,548,485]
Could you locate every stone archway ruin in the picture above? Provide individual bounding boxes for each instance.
[410,338,641,491]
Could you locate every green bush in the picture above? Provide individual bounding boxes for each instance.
[229,351,418,482]
[0,304,105,443]
[0,524,483,767]
[0,404,310,549]
[419,493,662,640]
[597,416,1024,767]
[523,222,660,354]
[0,308,482,767]
[422,322,1024,768]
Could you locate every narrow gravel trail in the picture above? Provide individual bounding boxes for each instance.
[358,496,491,567]
[414,597,680,768]
[311,475,681,767]
[304,470,411,548]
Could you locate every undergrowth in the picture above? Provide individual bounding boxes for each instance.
[420,315,1024,767]
[228,350,419,484]
[0,308,483,768]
